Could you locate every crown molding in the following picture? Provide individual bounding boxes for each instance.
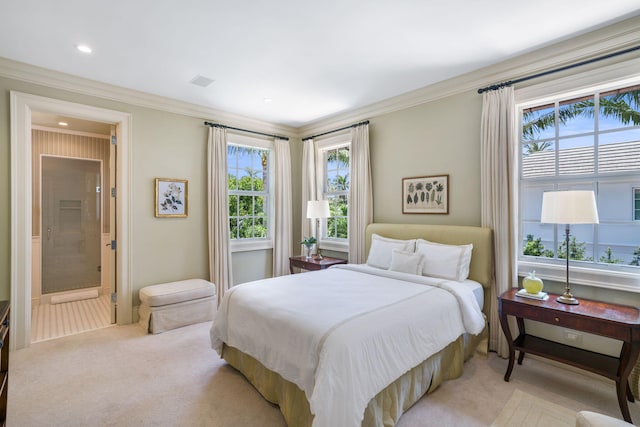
[1,14,639,141]
[298,15,640,137]
[0,57,298,138]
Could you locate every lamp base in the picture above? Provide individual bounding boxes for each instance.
[557,293,579,305]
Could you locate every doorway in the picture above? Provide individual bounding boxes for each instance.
[41,156,102,296]
[10,92,133,350]
[31,147,113,343]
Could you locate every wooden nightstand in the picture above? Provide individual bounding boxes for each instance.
[289,255,347,274]
[499,287,640,423]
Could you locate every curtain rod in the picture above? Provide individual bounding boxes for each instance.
[477,45,640,94]
[301,120,370,142]
[204,121,289,141]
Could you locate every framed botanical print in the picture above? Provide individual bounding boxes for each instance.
[155,178,188,218]
[402,174,449,214]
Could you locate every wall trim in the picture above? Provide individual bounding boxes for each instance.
[0,57,297,138]
[298,15,640,137]
[10,91,132,350]
[1,16,639,141]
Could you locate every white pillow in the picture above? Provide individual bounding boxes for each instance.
[389,249,425,275]
[367,234,416,269]
[415,239,473,281]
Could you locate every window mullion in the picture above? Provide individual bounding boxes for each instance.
[519,80,640,282]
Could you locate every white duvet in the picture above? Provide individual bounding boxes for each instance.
[210,264,485,427]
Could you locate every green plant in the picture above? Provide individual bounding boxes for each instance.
[300,236,317,246]
[522,234,554,257]
[557,236,593,261]
[630,247,640,266]
[599,247,624,264]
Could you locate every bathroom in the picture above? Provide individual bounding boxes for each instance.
[30,113,115,342]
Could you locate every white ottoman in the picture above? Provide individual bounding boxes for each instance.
[139,279,216,334]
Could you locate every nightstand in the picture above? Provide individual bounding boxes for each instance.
[499,287,640,423]
[289,255,347,274]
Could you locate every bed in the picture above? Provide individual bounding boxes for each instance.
[211,223,494,427]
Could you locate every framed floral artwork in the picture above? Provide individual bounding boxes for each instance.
[402,174,449,214]
[155,178,188,217]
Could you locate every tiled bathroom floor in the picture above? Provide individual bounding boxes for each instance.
[31,294,113,343]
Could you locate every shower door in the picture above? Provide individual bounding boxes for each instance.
[41,156,102,294]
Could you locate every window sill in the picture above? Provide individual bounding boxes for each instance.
[518,259,640,293]
[319,239,348,254]
[230,239,273,253]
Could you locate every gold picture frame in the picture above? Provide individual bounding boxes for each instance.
[155,178,188,218]
[402,174,449,214]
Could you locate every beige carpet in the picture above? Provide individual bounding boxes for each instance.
[7,321,640,426]
[491,389,577,427]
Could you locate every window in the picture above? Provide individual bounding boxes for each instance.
[519,83,640,278]
[227,135,273,250]
[316,135,350,250]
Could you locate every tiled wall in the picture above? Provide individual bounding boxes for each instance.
[32,128,111,236]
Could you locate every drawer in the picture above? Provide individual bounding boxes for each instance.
[502,300,631,341]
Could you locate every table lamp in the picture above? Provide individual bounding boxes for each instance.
[307,200,330,259]
[540,190,599,305]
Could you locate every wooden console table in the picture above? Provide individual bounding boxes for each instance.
[499,288,640,423]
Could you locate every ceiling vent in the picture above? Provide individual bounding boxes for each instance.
[190,75,215,87]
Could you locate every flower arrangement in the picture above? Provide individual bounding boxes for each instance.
[300,236,317,246]
[300,236,317,258]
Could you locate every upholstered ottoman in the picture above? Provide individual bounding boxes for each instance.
[138,279,216,334]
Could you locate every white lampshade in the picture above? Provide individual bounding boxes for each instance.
[307,200,330,219]
[540,190,599,225]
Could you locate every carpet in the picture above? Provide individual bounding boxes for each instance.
[492,389,577,427]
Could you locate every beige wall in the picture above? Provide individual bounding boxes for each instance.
[2,15,639,325]
[0,75,300,308]
[0,77,214,305]
[369,90,483,226]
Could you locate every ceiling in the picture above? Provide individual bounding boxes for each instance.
[2,1,640,128]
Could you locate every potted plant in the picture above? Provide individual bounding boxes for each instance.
[300,236,317,259]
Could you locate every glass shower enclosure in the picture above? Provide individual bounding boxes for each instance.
[41,156,102,295]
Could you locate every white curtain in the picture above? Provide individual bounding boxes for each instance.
[273,138,292,276]
[480,87,518,358]
[348,123,373,263]
[207,126,233,305]
[301,139,316,252]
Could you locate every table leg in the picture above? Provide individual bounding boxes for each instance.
[499,309,515,382]
[516,317,526,365]
[616,342,640,423]
[289,265,294,274]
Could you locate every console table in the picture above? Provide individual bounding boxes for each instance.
[499,288,640,423]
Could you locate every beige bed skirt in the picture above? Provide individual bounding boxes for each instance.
[222,332,482,427]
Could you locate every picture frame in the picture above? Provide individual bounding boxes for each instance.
[155,178,188,218]
[402,174,449,214]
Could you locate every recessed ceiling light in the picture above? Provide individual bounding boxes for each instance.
[76,44,92,54]
[263,98,273,103]
[58,121,68,126]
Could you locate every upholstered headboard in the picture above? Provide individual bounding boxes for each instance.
[365,223,494,289]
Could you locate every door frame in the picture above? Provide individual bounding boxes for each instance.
[10,91,133,350]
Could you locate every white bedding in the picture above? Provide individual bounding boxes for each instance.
[210,264,485,427]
